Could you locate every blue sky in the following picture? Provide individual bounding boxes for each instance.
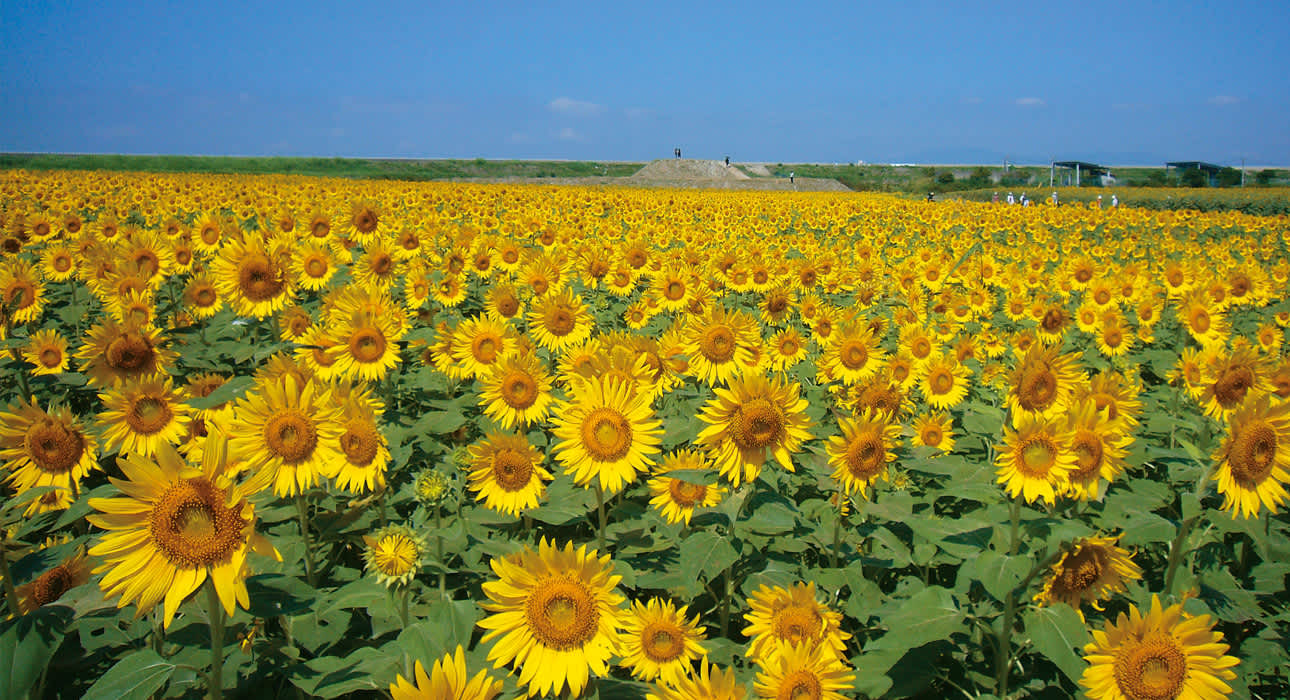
[3,1,1288,165]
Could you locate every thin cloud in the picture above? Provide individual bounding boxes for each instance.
[1014,97,1045,107]
[557,127,582,141]
[1208,95,1240,105]
[548,97,605,117]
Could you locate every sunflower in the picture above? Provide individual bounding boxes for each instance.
[77,320,175,387]
[485,282,524,324]
[742,582,851,665]
[329,304,406,382]
[1081,595,1238,700]
[550,376,663,495]
[344,198,384,245]
[647,660,747,700]
[291,240,344,291]
[97,375,192,457]
[477,352,553,430]
[228,374,344,497]
[752,643,856,700]
[362,524,425,588]
[899,324,938,368]
[450,316,517,380]
[697,373,813,487]
[211,237,293,319]
[1212,397,1290,518]
[331,381,390,495]
[683,305,758,386]
[22,328,69,375]
[620,597,708,686]
[1197,343,1269,422]
[466,431,553,517]
[766,328,808,372]
[1177,291,1228,348]
[40,242,78,282]
[1006,344,1085,425]
[995,413,1075,505]
[87,438,279,629]
[912,411,955,453]
[352,239,400,290]
[183,272,224,319]
[651,266,694,312]
[477,538,625,698]
[647,449,726,525]
[1096,313,1134,359]
[918,352,971,410]
[389,646,503,700]
[1074,370,1145,431]
[1065,399,1131,500]
[0,396,97,496]
[826,409,900,496]
[527,288,594,352]
[820,323,887,386]
[15,547,91,613]
[1034,534,1141,614]
[0,259,46,325]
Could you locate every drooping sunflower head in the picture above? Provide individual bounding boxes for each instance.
[646,449,725,525]
[1035,535,1141,613]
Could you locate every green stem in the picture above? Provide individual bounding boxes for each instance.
[399,585,411,630]
[1007,496,1022,556]
[830,494,843,570]
[719,565,733,640]
[1163,516,1199,596]
[0,536,19,617]
[206,578,225,700]
[595,484,607,553]
[295,494,317,587]
[434,507,445,598]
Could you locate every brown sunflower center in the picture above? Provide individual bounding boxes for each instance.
[500,370,538,409]
[778,338,800,356]
[1104,326,1124,347]
[304,255,328,278]
[929,367,954,394]
[843,431,885,480]
[580,408,632,461]
[911,337,931,360]
[25,420,85,473]
[1069,432,1105,483]
[530,277,550,295]
[471,335,500,364]
[199,225,220,245]
[237,253,285,302]
[52,254,73,272]
[1190,308,1211,333]
[525,578,599,650]
[30,565,76,606]
[921,425,943,446]
[369,253,393,276]
[1212,365,1254,408]
[1056,548,1102,593]
[1017,363,1058,412]
[352,208,378,233]
[839,339,869,370]
[1114,633,1187,700]
[667,479,707,507]
[772,604,822,646]
[1228,422,1277,485]
[544,307,576,336]
[730,398,784,450]
[311,219,330,237]
[193,286,217,307]
[766,294,788,313]
[340,419,380,466]
[492,449,533,491]
[779,669,824,700]
[349,326,388,364]
[641,621,686,662]
[263,409,319,464]
[1018,436,1058,477]
[495,293,520,317]
[38,347,62,368]
[106,332,155,372]
[150,478,246,568]
[663,280,686,301]
[700,326,737,362]
[126,396,174,435]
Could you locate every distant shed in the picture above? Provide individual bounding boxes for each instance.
[1053,161,1109,186]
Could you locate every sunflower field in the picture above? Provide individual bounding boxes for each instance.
[1,168,1288,700]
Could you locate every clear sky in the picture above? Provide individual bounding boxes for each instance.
[3,1,1288,165]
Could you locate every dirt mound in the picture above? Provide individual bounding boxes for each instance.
[631,159,750,181]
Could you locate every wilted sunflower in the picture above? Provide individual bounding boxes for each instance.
[1212,397,1290,518]
[752,642,856,700]
[466,431,552,517]
[647,449,726,525]
[551,376,663,495]
[389,646,503,700]
[228,374,344,497]
[211,237,293,318]
[1035,534,1141,614]
[1081,595,1238,700]
[826,410,900,496]
[87,438,279,629]
[97,375,191,457]
[477,538,625,698]
[619,597,708,686]
[362,524,425,588]
[742,582,851,666]
[21,328,69,375]
[16,547,91,614]
[77,320,175,387]
[696,373,813,487]
[995,413,1075,506]
[527,288,594,352]
[648,659,746,700]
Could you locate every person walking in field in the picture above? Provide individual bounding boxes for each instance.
[1111,193,1118,207]
[790,171,795,184]
[1051,191,1058,206]
[992,191,999,204]
[1006,192,1015,205]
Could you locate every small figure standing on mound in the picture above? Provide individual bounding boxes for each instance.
[725,156,730,167]
[789,171,795,184]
